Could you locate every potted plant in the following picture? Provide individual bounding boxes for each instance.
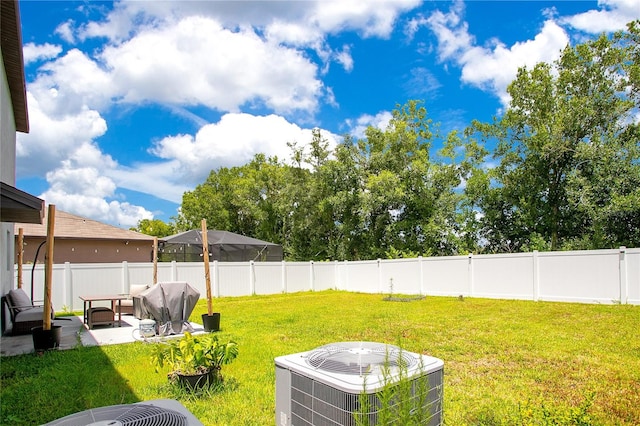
[151,332,238,390]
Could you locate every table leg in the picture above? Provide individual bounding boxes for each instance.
[87,301,93,329]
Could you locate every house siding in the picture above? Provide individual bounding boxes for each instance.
[20,238,154,264]
[1,43,18,295]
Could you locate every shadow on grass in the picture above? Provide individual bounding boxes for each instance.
[0,345,139,424]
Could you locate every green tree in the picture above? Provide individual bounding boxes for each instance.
[131,219,175,238]
[177,154,291,245]
[473,21,640,251]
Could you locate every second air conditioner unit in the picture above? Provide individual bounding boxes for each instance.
[275,341,444,426]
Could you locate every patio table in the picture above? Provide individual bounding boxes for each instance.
[79,295,127,329]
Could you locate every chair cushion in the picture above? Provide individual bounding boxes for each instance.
[7,288,33,312]
[14,306,44,322]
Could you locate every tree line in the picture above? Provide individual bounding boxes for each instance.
[133,21,640,261]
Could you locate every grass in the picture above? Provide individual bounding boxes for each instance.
[1,290,639,425]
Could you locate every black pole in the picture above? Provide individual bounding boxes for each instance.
[31,241,47,302]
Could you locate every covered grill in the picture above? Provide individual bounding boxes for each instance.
[134,281,200,335]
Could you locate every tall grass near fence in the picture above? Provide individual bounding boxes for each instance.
[1,291,639,425]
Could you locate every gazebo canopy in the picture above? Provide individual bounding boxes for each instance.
[159,230,283,262]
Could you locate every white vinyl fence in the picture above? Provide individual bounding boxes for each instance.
[15,247,640,312]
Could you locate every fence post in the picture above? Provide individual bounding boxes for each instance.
[533,251,539,302]
[377,259,382,294]
[468,253,474,297]
[171,260,178,281]
[309,260,314,291]
[249,260,255,295]
[281,260,287,294]
[419,256,424,296]
[121,261,129,294]
[213,260,219,298]
[344,260,349,291]
[64,262,72,312]
[620,246,627,304]
[334,260,339,290]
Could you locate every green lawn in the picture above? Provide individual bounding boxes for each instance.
[1,291,639,425]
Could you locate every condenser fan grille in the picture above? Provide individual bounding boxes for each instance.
[45,403,189,426]
[306,342,418,375]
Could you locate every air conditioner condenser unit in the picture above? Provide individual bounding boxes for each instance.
[43,398,204,426]
[275,341,444,426]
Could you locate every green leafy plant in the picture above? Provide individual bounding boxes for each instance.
[151,332,238,377]
[354,347,439,426]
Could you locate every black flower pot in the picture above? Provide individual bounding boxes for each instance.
[202,313,220,332]
[32,325,62,351]
[176,369,220,390]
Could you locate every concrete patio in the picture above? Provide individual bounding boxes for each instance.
[0,315,206,357]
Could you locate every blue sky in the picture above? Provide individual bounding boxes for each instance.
[15,0,639,228]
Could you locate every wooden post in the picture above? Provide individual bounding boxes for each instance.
[17,228,24,288]
[43,205,56,331]
[201,219,213,315]
[153,237,158,284]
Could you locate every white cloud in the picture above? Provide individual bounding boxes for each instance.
[23,43,62,65]
[55,20,75,44]
[310,0,419,38]
[404,14,429,41]
[426,0,473,62]
[77,0,420,87]
[346,111,393,139]
[426,1,569,106]
[106,161,192,204]
[101,16,323,114]
[335,45,354,72]
[30,49,114,116]
[404,67,442,98]
[459,20,569,105]
[16,93,107,176]
[424,0,639,107]
[562,0,640,33]
[39,144,153,228]
[19,0,420,226]
[150,113,340,182]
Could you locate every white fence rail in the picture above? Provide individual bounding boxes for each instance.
[15,247,640,312]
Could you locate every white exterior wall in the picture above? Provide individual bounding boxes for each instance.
[1,46,18,296]
[16,248,640,312]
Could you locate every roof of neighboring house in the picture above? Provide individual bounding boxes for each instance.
[15,210,155,241]
[1,0,29,133]
[163,229,280,247]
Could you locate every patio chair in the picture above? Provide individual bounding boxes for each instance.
[1,288,54,336]
[118,284,150,315]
